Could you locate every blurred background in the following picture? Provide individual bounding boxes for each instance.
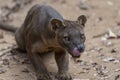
[0,0,120,80]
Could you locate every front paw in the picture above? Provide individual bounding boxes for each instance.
[56,72,72,80]
[37,72,54,80]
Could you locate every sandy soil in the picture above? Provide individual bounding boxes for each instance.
[0,0,120,80]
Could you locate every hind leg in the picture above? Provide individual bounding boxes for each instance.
[11,28,26,54]
[15,28,26,51]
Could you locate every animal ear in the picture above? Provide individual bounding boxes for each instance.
[77,15,87,26]
[50,18,65,31]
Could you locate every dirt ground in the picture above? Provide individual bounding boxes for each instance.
[0,0,120,80]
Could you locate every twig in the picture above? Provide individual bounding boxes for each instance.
[0,45,17,57]
[0,48,11,57]
[93,32,106,38]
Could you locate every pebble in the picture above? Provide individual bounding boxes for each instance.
[115,75,120,80]
[106,41,113,46]
[78,0,91,10]
[94,47,102,52]
[107,1,114,6]
[111,49,117,53]
[115,68,120,72]
[2,59,9,65]
[0,69,6,74]
[21,68,29,73]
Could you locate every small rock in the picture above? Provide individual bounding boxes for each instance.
[91,62,98,67]
[114,60,120,64]
[101,36,107,41]
[72,58,88,66]
[94,47,102,52]
[115,68,120,72]
[95,17,103,23]
[107,1,114,6]
[0,69,6,74]
[82,67,91,73]
[101,36,107,45]
[0,6,13,22]
[96,65,107,76]
[80,60,87,66]
[115,75,120,80]
[111,49,117,53]
[21,68,29,73]
[2,59,9,65]
[98,54,105,59]
[78,0,91,10]
[106,29,117,39]
[106,41,113,46]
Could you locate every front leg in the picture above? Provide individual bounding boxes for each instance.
[27,50,54,80]
[55,48,72,80]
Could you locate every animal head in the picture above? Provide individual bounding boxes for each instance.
[50,15,87,58]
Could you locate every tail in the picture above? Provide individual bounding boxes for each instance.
[0,22,18,33]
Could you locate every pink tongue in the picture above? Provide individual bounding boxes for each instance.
[73,47,80,56]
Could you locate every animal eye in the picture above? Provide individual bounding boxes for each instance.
[64,36,70,41]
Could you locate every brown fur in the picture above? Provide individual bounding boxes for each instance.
[0,4,87,80]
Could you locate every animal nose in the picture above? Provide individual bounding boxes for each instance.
[77,44,85,52]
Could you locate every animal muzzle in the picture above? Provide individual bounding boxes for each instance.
[72,44,85,57]
[77,44,85,53]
